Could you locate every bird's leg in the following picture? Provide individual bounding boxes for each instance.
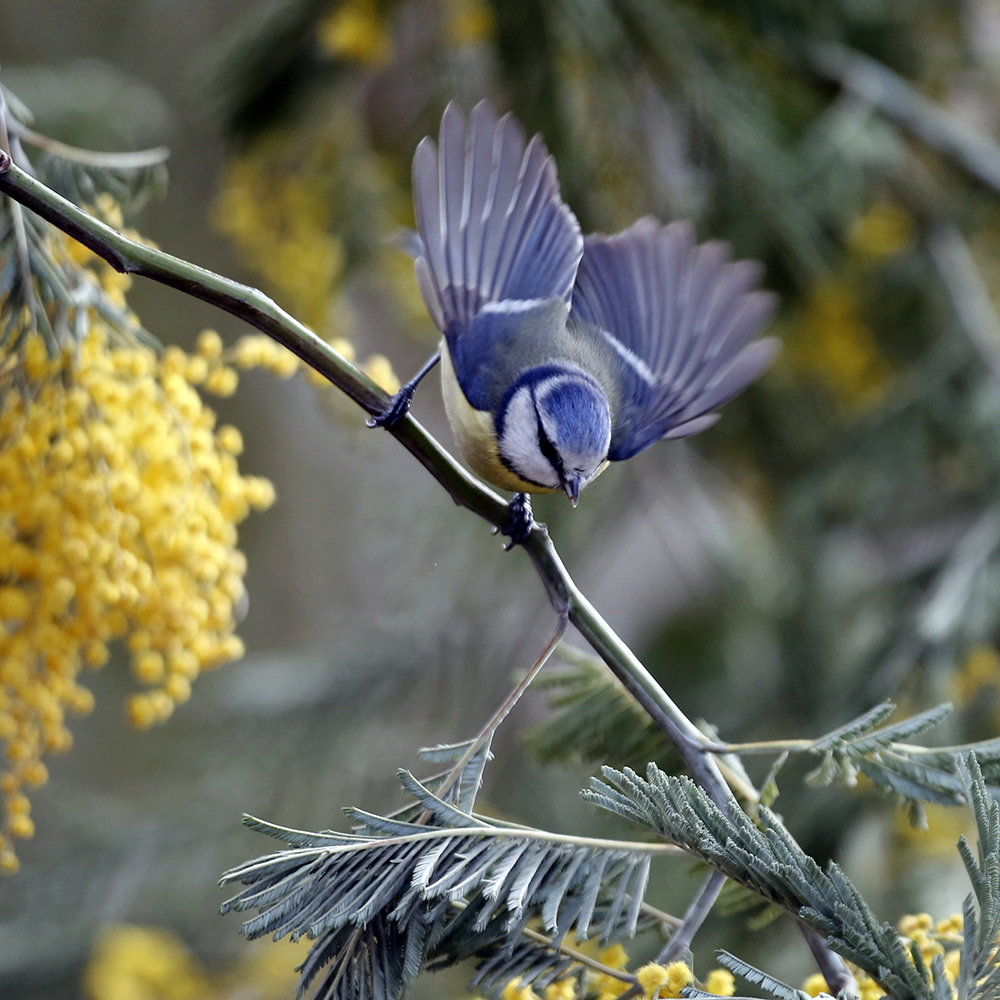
[501,492,537,549]
[366,349,441,429]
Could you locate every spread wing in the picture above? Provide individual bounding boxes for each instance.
[570,218,779,461]
[412,101,583,338]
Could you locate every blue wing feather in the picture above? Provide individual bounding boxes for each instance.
[570,219,778,461]
[412,101,583,342]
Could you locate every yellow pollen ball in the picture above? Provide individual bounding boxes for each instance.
[6,793,30,816]
[361,353,401,394]
[802,974,830,997]
[185,356,209,384]
[703,970,736,997]
[0,587,31,621]
[217,425,244,455]
[204,366,239,396]
[666,962,693,995]
[544,980,576,1000]
[196,329,224,359]
[7,813,35,839]
[164,674,192,704]
[22,762,48,787]
[636,964,670,998]
[134,651,166,685]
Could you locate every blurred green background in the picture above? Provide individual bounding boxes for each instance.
[3,0,1000,997]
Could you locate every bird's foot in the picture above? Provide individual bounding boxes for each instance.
[366,384,416,429]
[499,493,538,550]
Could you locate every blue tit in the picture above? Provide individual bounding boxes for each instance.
[373,101,778,542]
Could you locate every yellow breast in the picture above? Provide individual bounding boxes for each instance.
[439,343,559,494]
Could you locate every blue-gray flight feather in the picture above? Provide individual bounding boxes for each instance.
[570,218,778,461]
[412,100,583,342]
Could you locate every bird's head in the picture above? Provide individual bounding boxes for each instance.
[497,366,611,505]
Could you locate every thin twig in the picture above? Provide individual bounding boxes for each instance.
[430,611,569,811]
[519,924,638,984]
[656,870,728,964]
[9,120,169,169]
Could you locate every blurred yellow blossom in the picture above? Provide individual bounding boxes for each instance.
[599,943,628,970]
[802,969,883,1000]
[543,978,577,1000]
[703,969,736,996]
[784,277,892,414]
[317,0,393,66]
[803,912,968,999]
[212,132,346,332]
[82,923,310,1000]
[952,644,1000,707]
[899,910,967,983]
[502,976,540,1000]
[360,352,401,394]
[802,972,830,996]
[83,925,211,1000]
[493,943,736,1000]
[848,202,914,260]
[441,0,494,46]
[895,800,973,858]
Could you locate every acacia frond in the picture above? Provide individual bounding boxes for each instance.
[526,652,680,773]
[4,97,168,217]
[406,738,493,817]
[955,755,1000,1000]
[584,763,936,1000]
[681,950,812,1000]
[804,702,1000,809]
[29,147,168,218]
[221,771,667,1000]
[529,657,1000,813]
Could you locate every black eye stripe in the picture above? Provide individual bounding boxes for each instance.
[534,405,563,474]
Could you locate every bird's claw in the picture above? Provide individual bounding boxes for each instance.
[366,385,415,429]
[501,493,538,550]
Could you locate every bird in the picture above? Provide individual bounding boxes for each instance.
[370,101,779,545]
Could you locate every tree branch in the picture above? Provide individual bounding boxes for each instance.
[0,147,724,801]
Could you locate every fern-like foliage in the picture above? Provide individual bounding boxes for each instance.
[955,755,1000,1000]
[221,765,666,1000]
[2,89,168,218]
[0,85,163,353]
[584,763,936,1000]
[391,738,493,818]
[680,756,1000,1000]
[526,652,680,774]
[681,951,811,1000]
[28,145,169,219]
[0,191,151,354]
[531,653,1000,814]
[804,703,1000,810]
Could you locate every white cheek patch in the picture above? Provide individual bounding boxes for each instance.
[498,386,560,489]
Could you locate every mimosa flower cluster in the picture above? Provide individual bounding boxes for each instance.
[0,320,279,873]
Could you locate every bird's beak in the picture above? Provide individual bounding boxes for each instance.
[562,474,581,507]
